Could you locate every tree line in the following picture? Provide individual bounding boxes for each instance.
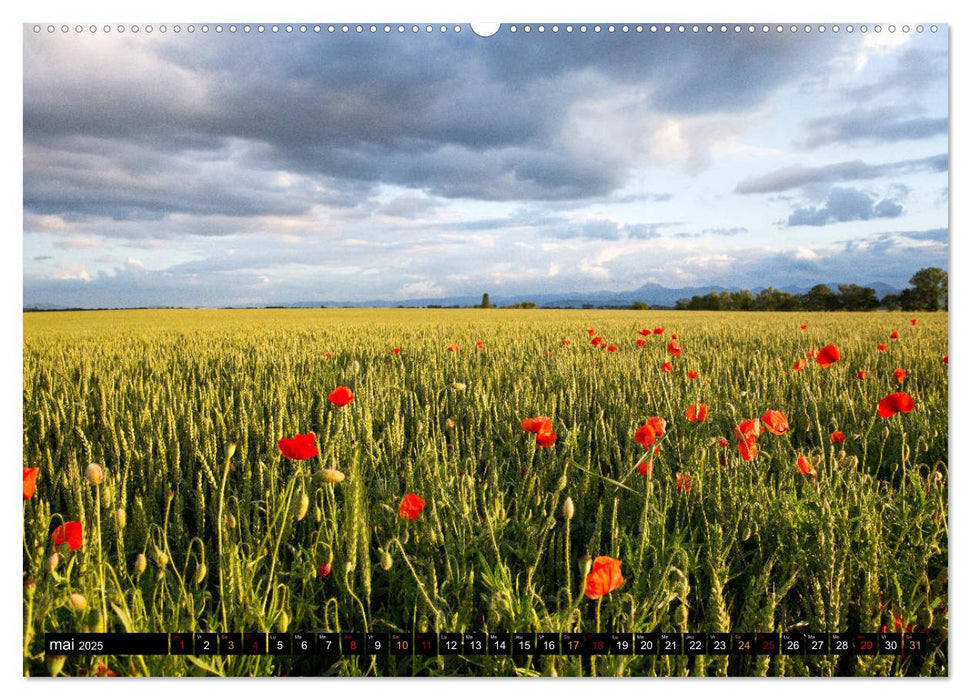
[674,267,947,312]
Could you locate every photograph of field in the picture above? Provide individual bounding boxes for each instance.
[22,308,948,676]
[22,21,947,678]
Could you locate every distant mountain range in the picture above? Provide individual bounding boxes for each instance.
[282,281,903,310]
[24,281,903,312]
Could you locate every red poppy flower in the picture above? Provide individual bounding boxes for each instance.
[761,410,789,436]
[634,423,657,448]
[23,467,39,500]
[278,432,319,460]
[328,386,355,406]
[639,329,651,337]
[654,328,664,335]
[324,352,332,358]
[607,345,618,353]
[319,561,332,578]
[718,437,729,449]
[587,329,596,336]
[562,339,571,345]
[636,338,647,347]
[737,438,758,462]
[878,392,914,418]
[93,662,116,677]
[796,455,817,478]
[667,341,682,356]
[51,521,83,551]
[591,336,603,347]
[661,362,673,373]
[893,367,906,384]
[890,330,899,339]
[637,460,654,476]
[545,351,553,357]
[793,359,806,371]
[521,416,553,434]
[910,318,918,325]
[877,344,887,352]
[800,324,808,330]
[734,418,762,442]
[893,613,912,632]
[675,472,692,492]
[393,347,401,355]
[476,341,485,349]
[806,349,818,359]
[584,556,624,600]
[398,493,426,520]
[646,416,667,438]
[535,429,557,448]
[686,370,699,379]
[671,333,679,340]
[816,344,840,368]
[857,370,868,380]
[685,403,709,423]
[943,355,948,364]
[830,431,846,443]
[447,344,460,352]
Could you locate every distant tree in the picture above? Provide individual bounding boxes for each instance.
[881,293,902,311]
[582,303,594,310]
[836,284,879,311]
[506,301,537,309]
[631,301,650,310]
[480,293,494,309]
[754,287,801,311]
[802,284,839,311]
[907,267,948,311]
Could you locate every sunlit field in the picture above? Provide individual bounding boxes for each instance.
[22,309,948,677]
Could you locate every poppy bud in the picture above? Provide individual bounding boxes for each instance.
[314,506,323,522]
[115,508,127,529]
[227,514,237,529]
[446,418,457,430]
[350,360,361,374]
[318,561,332,578]
[320,468,345,484]
[556,475,568,492]
[562,497,575,520]
[46,553,59,574]
[25,578,37,595]
[452,382,467,391]
[578,555,592,579]
[69,593,88,611]
[47,654,66,676]
[295,492,309,521]
[380,551,394,571]
[134,553,147,575]
[85,462,104,486]
[155,549,169,568]
[224,441,237,460]
[277,611,290,632]
[194,563,207,585]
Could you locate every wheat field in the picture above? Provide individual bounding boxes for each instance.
[22,309,948,676]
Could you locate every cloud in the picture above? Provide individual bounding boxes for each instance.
[23,28,858,220]
[736,154,947,194]
[786,187,904,227]
[799,106,947,148]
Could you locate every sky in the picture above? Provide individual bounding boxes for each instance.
[22,23,948,307]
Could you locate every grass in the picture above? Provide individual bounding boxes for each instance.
[22,309,948,676]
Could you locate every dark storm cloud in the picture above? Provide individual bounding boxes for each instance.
[735,154,947,194]
[786,187,904,227]
[799,106,947,148]
[23,28,855,221]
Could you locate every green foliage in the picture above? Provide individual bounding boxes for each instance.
[22,309,948,677]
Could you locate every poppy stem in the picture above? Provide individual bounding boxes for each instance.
[564,519,572,601]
